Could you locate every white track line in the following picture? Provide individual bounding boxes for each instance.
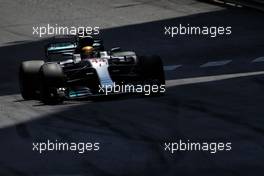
[166,70,264,87]
[164,65,182,71]
[252,57,264,63]
[200,60,232,68]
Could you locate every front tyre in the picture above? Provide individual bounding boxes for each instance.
[40,63,65,104]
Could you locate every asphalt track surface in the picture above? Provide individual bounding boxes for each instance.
[0,0,264,175]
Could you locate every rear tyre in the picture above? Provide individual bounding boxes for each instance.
[137,55,165,96]
[19,60,44,100]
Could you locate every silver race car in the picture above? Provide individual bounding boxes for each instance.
[19,36,165,104]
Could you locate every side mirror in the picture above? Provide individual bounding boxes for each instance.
[110,47,121,53]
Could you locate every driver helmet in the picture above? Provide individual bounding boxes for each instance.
[81,46,94,59]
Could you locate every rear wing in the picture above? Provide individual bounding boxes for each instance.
[45,42,77,57]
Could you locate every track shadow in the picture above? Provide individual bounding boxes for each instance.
[0,73,264,175]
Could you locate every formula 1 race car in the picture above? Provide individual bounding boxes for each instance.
[19,36,165,104]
